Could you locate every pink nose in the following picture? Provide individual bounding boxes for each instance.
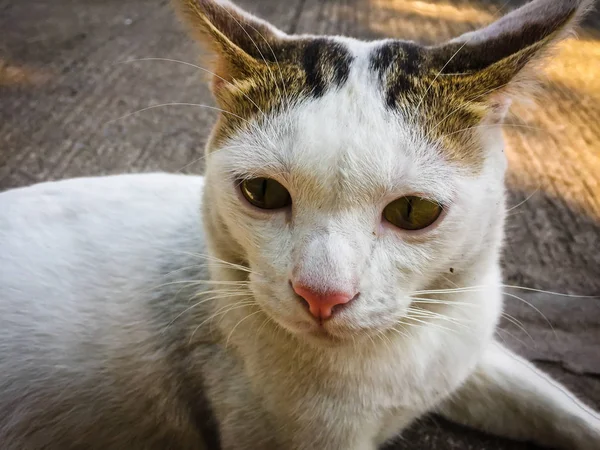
[292,284,357,320]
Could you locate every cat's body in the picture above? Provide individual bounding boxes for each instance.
[1,0,600,449]
[0,173,498,449]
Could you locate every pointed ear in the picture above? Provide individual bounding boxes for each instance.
[429,0,593,107]
[172,0,287,93]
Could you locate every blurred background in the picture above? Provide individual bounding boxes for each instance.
[1,1,599,448]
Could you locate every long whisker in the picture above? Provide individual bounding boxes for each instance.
[414,285,598,298]
[105,102,247,126]
[116,57,271,120]
[402,315,459,335]
[499,312,536,345]
[409,302,535,345]
[165,292,251,329]
[506,188,540,213]
[175,143,263,173]
[407,308,476,333]
[188,298,255,343]
[164,250,257,275]
[495,326,535,350]
[143,279,253,296]
[226,310,263,348]
[390,326,412,341]
[410,297,480,308]
[503,291,557,339]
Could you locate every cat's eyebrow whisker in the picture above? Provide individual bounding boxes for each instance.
[105,102,247,126]
[438,123,548,140]
[175,143,263,173]
[106,101,276,153]
[116,57,273,123]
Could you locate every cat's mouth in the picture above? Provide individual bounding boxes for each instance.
[270,305,384,345]
[250,283,392,345]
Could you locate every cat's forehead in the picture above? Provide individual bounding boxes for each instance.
[214,36,485,172]
[224,66,458,209]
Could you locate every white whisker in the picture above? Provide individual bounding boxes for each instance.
[226,310,263,348]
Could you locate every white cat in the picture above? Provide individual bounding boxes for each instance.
[0,0,598,449]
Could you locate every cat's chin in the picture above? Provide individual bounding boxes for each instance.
[271,315,377,348]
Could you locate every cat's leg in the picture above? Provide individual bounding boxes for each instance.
[436,342,600,449]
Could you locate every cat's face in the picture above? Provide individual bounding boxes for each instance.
[176,0,588,344]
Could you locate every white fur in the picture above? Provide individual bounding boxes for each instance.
[1,0,599,447]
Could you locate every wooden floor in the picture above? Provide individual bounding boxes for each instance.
[1,1,599,448]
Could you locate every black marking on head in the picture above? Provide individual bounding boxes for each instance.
[369,41,427,108]
[301,38,353,98]
[370,42,398,78]
[401,42,423,75]
[303,40,327,97]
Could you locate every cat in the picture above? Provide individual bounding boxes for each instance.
[0,0,599,449]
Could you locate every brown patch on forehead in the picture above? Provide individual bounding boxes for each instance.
[210,38,353,148]
[370,41,492,172]
[368,0,582,173]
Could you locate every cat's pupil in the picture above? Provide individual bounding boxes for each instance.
[406,198,413,219]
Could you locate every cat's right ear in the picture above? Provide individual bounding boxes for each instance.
[172,0,286,94]
[429,0,593,116]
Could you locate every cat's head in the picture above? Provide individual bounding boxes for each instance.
[175,0,590,344]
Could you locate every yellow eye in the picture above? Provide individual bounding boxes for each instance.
[383,196,442,230]
[240,178,291,210]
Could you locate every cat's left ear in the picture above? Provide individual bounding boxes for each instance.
[172,0,286,94]
[430,0,593,114]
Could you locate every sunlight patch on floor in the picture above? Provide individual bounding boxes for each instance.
[0,59,51,87]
